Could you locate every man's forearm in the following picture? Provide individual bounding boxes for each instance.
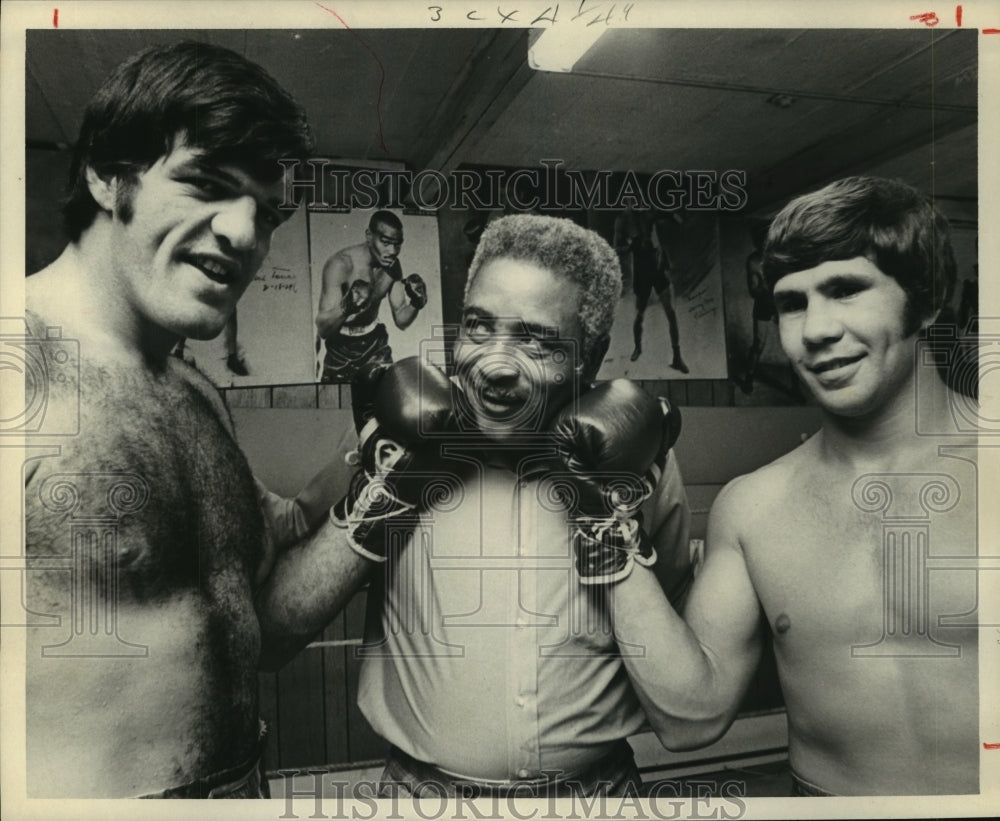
[389,298,417,330]
[612,566,743,750]
[255,519,373,669]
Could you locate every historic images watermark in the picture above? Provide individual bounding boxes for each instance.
[275,772,749,820]
[2,317,150,655]
[280,160,750,213]
[1,317,80,630]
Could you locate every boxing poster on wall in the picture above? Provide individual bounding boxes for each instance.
[309,208,443,383]
[597,210,728,381]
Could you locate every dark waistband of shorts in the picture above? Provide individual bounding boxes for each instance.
[137,720,269,799]
[385,739,638,798]
[790,768,836,797]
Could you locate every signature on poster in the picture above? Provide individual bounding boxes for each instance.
[687,285,717,320]
[254,267,299,294]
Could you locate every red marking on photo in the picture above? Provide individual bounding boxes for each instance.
[985,28,1000,33]
[956,5,962,25]
[53,7,58,27]
[984,742,1000,749]
[315,3,389,154]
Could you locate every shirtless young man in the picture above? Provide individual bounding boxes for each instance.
[613,177,979,795]
[24,42,370,798]
[316,210,427,383]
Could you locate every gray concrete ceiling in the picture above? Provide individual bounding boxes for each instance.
[25,27,978,214]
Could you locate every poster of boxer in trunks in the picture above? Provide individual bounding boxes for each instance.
[311,208,441,384]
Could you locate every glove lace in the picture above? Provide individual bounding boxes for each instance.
[331,473,416,563]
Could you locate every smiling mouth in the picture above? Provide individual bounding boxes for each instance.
[808,354,865,375]
[184,253,240,285]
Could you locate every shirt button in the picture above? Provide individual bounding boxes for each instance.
[515,696,526,707]
[517,769,531,779]
[515,617,527,629]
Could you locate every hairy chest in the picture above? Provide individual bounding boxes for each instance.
[25,362,265,606]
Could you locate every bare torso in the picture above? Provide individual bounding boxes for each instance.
[736,433,979,794]
[24,306,267,797]
[330,243,398,330]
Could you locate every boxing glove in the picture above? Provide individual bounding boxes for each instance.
[550,380,681,584]
[332,357,455,562]
[403,273,428,309]
[342,279,374,318]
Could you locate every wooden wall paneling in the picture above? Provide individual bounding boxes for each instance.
[276,643,329,768]
[318,384,342,409]
[321,612,352,765]
[258,670,281,772]
[344,589,386,763]
[273,385,320,409]
[713,378,736,407]
[224,387,273,409]
[339,384,353,413]
[669,380,689,407]
[685,380,716,407]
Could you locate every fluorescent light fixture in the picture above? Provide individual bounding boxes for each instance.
[528,27,607,73]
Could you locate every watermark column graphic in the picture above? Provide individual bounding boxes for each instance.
[35,472,149,657]
[911,316,1000,629]
[851,473,964,657]
[0,317,77,626]
[357,467,469,659]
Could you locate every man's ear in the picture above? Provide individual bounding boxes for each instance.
[579,333,611,382]
[85,166,117,212]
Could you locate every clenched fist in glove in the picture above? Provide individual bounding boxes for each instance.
[550,380,681,584]
[403,273,428,310]
[342,278,374,319]
[332,357,454,562]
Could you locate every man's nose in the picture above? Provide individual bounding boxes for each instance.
[802,298,843,346]
[477,343,524,382]
[212,196,259,252]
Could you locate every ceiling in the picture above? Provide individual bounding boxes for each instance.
[25,27,978,216]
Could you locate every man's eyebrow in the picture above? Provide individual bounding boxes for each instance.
[820,273,869,288]
[180,157,288,219]
[462,305,493,321]
[521,321,561,340]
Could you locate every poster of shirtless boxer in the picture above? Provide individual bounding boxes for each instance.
[310,208,442,384]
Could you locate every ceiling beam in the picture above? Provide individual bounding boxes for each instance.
[413,30,535,175]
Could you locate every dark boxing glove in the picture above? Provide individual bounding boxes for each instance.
[403,273,428,309]
[550,380,681,584]
[332,357,454,562]
[342,279,374,318]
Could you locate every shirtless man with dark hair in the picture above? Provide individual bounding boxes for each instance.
[612,177,978,796]
[24,41,369,798]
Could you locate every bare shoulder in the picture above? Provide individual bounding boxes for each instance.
[168,356,235,435]
[322,246,356,280]
[709,436,817,542]
[25,270,67,328]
